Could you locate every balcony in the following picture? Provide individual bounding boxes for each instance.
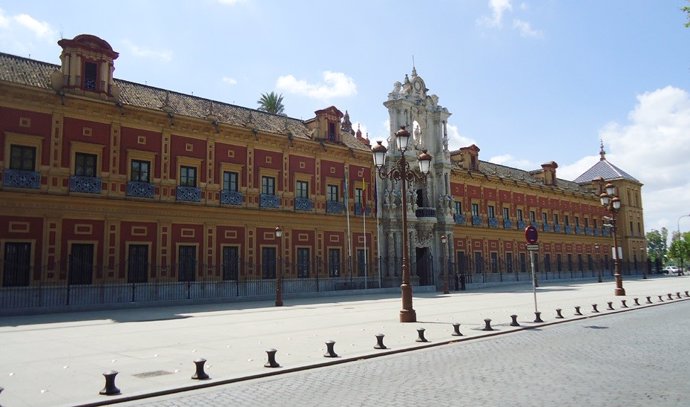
[3,169,40,189]
[454,214,466,225]
[126,181,154,198]
[220,190,244,205]
[575,226,583,235]
[488,218,498,228]
[415,207,436,219]
[259,194,280,208]
[585,227,592,236]
[542,223,549,232]
[517,220,526,230]
[354,203,371,216]
[471,215,482,226]
[503,219,512,229]
[326,200,344,214]
[69,176,101,194]
[294,197,314,211]
[565,225,572,234]
[176,186,201,202]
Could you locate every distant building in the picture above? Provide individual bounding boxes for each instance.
[0,35,645,307]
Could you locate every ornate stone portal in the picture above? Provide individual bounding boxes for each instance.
[377,68,453,289]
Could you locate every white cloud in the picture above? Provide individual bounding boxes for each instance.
[488,153,535,169]
[512,18,543,38]
[217,0,246,4]
[13,13,55,39]
[122,40,172,62]
[222,76,238,86]
[558,86,690,233]
[477,0,513,27]
[446,124,477,150]
[276,71,357,100]
[0,9,10,28]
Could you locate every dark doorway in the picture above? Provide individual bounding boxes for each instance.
[416,247,432,285]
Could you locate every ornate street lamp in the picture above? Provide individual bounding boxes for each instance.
[599,182,625,296]
[274,226,284,306]
[441,235,449,294]
[372,126,432,323]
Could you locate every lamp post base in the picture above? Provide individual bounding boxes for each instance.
[399,309,417,323]
[614,287,626,296]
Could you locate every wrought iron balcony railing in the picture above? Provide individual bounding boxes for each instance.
[220,190,244,205]
[259,194,280,208]
[176,186,201,202]
[69,176,102,194]
[3,169,40,189]
[126,181,154,198]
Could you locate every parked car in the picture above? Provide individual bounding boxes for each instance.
[662,266,683,276]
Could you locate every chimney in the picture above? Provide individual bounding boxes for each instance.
[541,161,558,186]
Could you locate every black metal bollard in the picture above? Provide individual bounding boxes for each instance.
[634,298,640,306]
[533,312,543,323]
[607,301,614,310]
[591,304,599,313]
[191,358,210,380]
[677,292,682,299]
[264,349,280,368]
[555,308,564,319]
[416,328,429,343]
[510,314,520,327]
[621,300,628,308]
[658,295,664,302]
[374,333,387,349]
[646,296,652,304]
[324,340,338,358]
[99,370,121,396]
[482,318,494,331]
[451,323,463,337]
[668,293,674,300]
[574,306,582,316]
[685,291,689,297]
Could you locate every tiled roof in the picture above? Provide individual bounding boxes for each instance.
[0,52,371,152]
[573,158,640,184]
[465,160,593,194]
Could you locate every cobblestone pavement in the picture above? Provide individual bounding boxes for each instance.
[121,300,690,407]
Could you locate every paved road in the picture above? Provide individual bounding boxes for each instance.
[122,300,690,407]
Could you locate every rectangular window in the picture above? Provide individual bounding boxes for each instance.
[575,217,580,227]
[261,247,277,279]
[69,243,94,285]
[457,251,466,276]
[519,252,526,273]
[3,242,31,287]
[357,249,366,277]
[178,245,196,282]
[83,61,98,90]
[471,203,480,217]
[544,254,551,273]
[517,209,523,221]
[10,145,36,171]
[131,160,150,183]
[127,244,148,283]
[296,180,309,199]
[567,254,573,272]
[502,207,510,220]
[557,254,562,272]
[455,201,462,214]
[327,184,339,202]
[180,166,197,187]
[261,176,275,195]
[328,248,340,276]
[594,219,598,229]
[588,254,594,272]
[75,153,97,177]
[565,215,570,226]
[490,252,498,273]
[529,211,536,223]
[355,188,363,206]
[578,254,583,271]
[553,214,559,225]
[506,253,513,273]
[328,122,336,141]
[630,221,634,234]
[297,248,310,278]
[223,171,239,192]
[542,212,548,224]
[474,251,483,274]
[222,246,239,280]
[488,205,496,219]
[585,218,589,228]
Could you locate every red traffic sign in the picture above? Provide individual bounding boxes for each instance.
[524,225,538,244]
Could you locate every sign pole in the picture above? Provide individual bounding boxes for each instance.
[529,249,538,314]
[524,225,540,316]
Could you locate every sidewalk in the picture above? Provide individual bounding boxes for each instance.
[0,276,688,407]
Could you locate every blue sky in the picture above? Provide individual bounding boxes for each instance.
[1,0,689,237]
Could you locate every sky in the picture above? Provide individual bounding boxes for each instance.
[1,0,689,239]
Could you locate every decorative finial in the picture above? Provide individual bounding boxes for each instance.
[412,55,417,77]
[599,139,606,161]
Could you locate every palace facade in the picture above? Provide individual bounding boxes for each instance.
[0,35,645,304]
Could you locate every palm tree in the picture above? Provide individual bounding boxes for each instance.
[257,92,285,115]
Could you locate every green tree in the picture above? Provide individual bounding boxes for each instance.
[646,228,668,263]
[669,231,690,268]
[684,1,690,27]
[257,92,285,115]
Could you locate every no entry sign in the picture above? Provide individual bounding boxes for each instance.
[524,225,538,244]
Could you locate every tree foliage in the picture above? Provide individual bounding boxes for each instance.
[668,231,690,267]
[645,228,668,262]
[257,92,286,115]
[684,1,690,27]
